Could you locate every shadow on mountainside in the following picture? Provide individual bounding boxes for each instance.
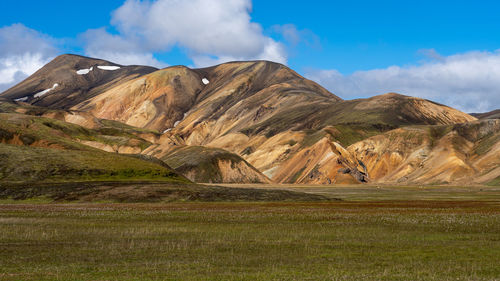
[0,181,336,203]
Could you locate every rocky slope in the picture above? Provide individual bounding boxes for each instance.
[162,146,270,183]
[1,55,497,185]
[0,110,186,184]
[472,109,500,120]
[1,54,157,109]
[348,120,500,185]
[72,60,340,133]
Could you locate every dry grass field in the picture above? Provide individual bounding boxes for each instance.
[215,184,500,201]
[1,185,500,280]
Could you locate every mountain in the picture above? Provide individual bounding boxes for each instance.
[348,120,500,185]
[162,146,270,183]
[0,103,327,202]
[272,119,499,185]
[1,54,157,109]
[1,54,497,186]
[471,109,500,120]
[0,107,184,183]
[71,60,341,132]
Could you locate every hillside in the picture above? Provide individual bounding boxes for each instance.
[1,54,497,186]
[162,146,270,183]
[0,106,327,202]
[0,101,272,184]
[72,60,341,132]
[0,109,186,184]
[349,120,500,185]
[472,109,500,120]
[1,54,157,109]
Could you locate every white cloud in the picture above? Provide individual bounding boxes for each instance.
[0,24,58,92]
[189,38,287,67]
[271,24,320,49]
[418,48,445,62]
[81,28,167,68]
[273,24,301,45]
[82,0,287,67]
[306,50,500,112]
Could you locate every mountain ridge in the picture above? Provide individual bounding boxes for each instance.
[1,54,496,186]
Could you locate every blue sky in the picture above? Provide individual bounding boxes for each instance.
[1,0,499,111]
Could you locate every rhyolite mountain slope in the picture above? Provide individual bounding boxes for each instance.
[0,101,269,184]
[348,120,500,185]
[0,101,328,202]
[162,146,270,183]
[1,54,157,109]
[472,109,500,120]
[2,54,496,185]
[72,60,341,132]
[0,110,187,184]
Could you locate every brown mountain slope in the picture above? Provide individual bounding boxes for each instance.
[271,137,367,184]
[344,93,476,125]
[71,61,477,184]
[0,100,160,150]
[194,93,476,182]
[0,101,272,184]
[0,110,187,184]
[0,106,329,201]
[1,56,489,185]
[0,109,155,154]
[471,109,500,120]
[73,65,203,131]
[161,146,270,183]
[75,60,474,184]
[347,120,500,185]
[72,60,341,133]
[0,54,157,109]
[270,120,499,185]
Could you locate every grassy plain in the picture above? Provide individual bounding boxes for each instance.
[217,184,500,201]
[1,185,499,280]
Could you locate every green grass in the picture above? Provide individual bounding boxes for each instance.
[99,119,160,135]
[218,184,500,201]
[327,124,390,147]
[163,146,250,183]
[239,100,398,139]
[0,199,499,280]
[0,182,330,203]
[0,143,187,184]
[428,125,452,147]
[0,113,153,151]
[300,129,327,148]
[487,176,500,186]
[474,132,500,155]
[0,111,182,184]
[289,167,306,183]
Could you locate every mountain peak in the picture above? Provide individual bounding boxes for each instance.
[0,54,157,109]
[0,54,496,186]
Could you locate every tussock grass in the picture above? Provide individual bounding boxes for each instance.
[488,176,500,186]
[0,182,330,203]
[0,199,499,280]
[0,143,186,184]
[0,112,152,151]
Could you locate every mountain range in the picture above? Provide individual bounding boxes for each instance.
[1,54,499,186]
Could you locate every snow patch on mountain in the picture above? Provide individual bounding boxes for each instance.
[34,83,59,98]
[76,67,93,75]
[14,96,28,102]
[97,66,121,71]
